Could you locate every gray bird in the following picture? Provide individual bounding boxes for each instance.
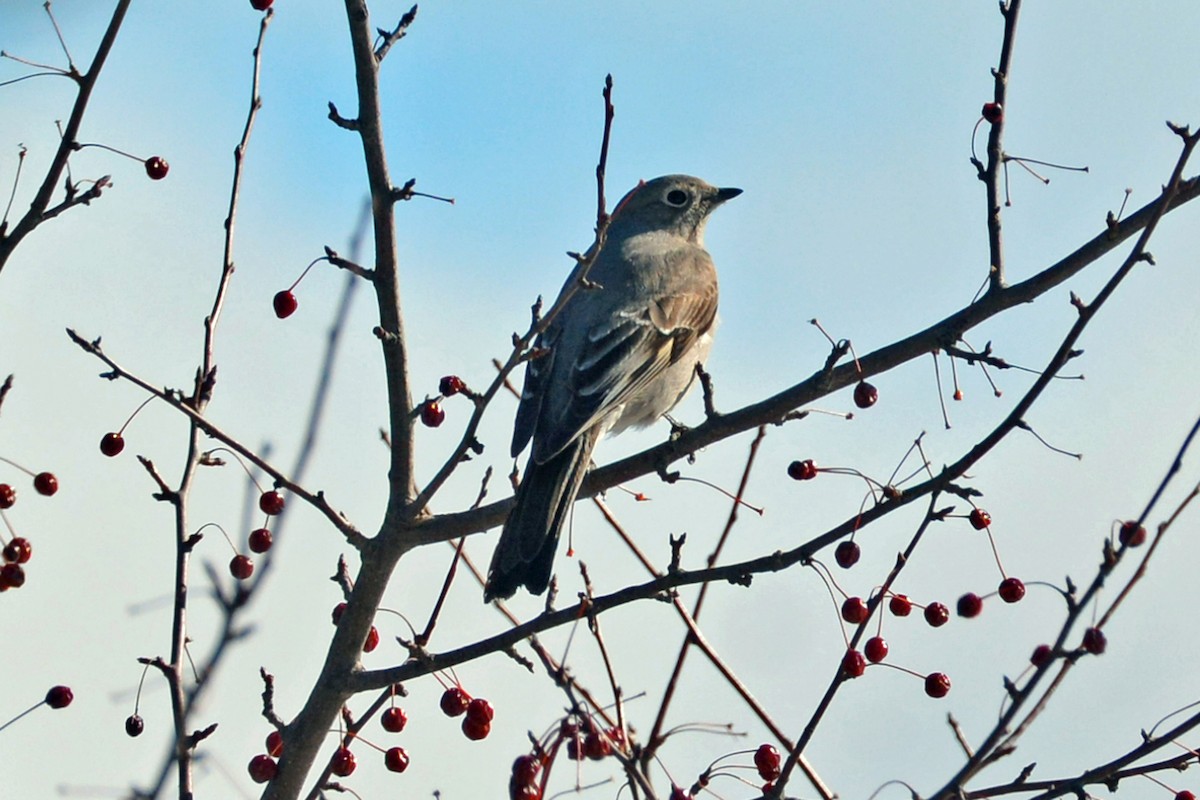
[484,174,741,601]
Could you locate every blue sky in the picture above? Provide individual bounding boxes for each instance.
[2,2,1199,798]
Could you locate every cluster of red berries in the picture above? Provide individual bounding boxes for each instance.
[754,743,782,788]
[419,375,469,429]
[838,641,950,697]
[504,714,630,799]
[224,491,285,581]
[247,719,411,786]
[440,686,493,740]
[0,466,59,592]
[956,508,1027,611]
[833,591,952,695]
[562,718,624,761]
[1,532,32,591]
[247,730,286,783]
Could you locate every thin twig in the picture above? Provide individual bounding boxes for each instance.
[0,0,134,273]
[645,427,767,754]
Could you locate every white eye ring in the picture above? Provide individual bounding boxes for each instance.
[664,188,689,207]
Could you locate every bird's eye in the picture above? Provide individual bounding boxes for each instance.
[665,189,689,207]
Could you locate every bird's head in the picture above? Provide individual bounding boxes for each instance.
[610,174,741,243]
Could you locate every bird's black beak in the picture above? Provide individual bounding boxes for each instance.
[715,186,743,203]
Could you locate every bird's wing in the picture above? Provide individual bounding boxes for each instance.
[510,324,557,458]
[531,280,718,463]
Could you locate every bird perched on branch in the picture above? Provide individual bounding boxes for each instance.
[484,174,741,601]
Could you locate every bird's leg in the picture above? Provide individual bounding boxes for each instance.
[665,413,689,440]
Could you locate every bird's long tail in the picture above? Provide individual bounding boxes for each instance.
[484,429,600,601]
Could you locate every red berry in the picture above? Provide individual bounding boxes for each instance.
[266,729,284,757]
[1,562,26,589]
[144,156,169,180]
[273,290,298,319]
[1030,644,1053,668]
[566,737,582,760]
[853,380,878,409]
[1175,792,1196,800]
[439,375,466,396]
[230,554,254,580]
[669,788,689,800]
[259,490,285,515]
[248,527,272,553]
[1082,627,1107,655]
[841,649,866,678]
[420,400,446,428]
[45,685,73,709]
[462,716,491,740]
[248,754,278,784]
[125,714,144,737]
[33,472,58,496]
[363,625,380,653]
[787,459,818,481]
[3,537,31,564]
[385,746,410,773]
[753,743,781,781]
[968,508,991,530]
[889,594,912,617]
[100,432,125,457]
[331,602,347,625]
[440,686,470,717]
[582,731,611,759]
[834,540,860,569]
[1118,521,1146,547]
[924,602,950,627]
[330,747,356,776]
[840,596,869,625]
[998,577,1026,604]
[512,754,540,785]
[924,672,952,698]
[250,0,274,9]
[381,706,407,733]
[466,697,494,724]
[981,102,1004,124]
[0,483,14,508]
[864,636,889,663]
[957,592,983,618]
